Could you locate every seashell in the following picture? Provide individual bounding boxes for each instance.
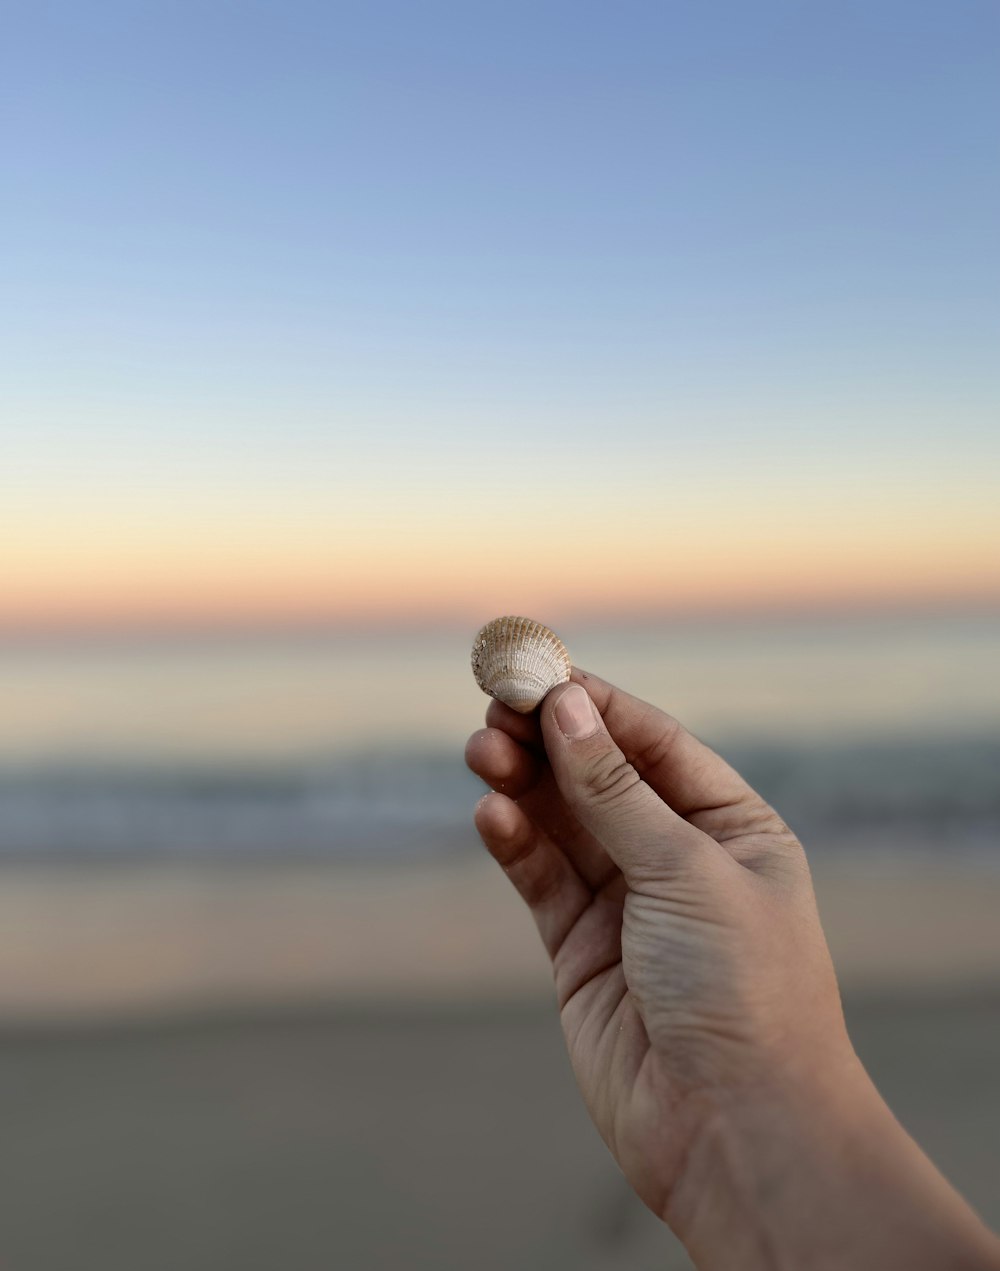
[471,616,572,713]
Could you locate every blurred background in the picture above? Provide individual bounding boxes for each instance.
[2,2,998,1267]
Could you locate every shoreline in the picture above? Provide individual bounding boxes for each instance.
[0,854,997,1023]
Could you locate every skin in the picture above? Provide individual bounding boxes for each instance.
[465,669,1000,1270]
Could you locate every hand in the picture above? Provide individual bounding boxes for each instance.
[466,670,1000,1270]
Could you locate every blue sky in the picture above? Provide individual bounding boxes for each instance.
[2,1,998,625]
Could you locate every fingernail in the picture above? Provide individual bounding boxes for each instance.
[554,684,601,740]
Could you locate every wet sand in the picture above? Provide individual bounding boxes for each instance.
[0,856,998,1019]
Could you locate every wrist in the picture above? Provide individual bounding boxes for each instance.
[665,1049,1000,1271]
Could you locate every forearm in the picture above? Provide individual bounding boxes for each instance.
[667,1053,1000,1271]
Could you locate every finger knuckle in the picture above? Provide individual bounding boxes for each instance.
[585,750,642,809]
[632,710,683,775]
[519,856,565,909]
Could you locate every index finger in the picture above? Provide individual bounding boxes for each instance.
[567,667,767,826]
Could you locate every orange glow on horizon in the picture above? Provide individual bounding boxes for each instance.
[4,465,998,632]
[2,540,997,633]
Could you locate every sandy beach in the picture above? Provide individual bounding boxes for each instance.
[0,855,998,1019]
[0,856,997,1268]
[0,990,998,1270]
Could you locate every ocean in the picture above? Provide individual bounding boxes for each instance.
[1,613,997,863]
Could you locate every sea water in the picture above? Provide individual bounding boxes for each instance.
[0,613,997,862]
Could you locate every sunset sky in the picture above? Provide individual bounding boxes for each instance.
[3,1,998,631]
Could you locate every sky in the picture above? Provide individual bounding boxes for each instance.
[2,0,998,631]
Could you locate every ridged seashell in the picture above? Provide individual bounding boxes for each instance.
[471,616,572,713]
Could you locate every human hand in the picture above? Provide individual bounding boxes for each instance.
[466,670,1000,1270]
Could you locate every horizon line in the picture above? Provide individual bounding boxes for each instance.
[1,592,998,648]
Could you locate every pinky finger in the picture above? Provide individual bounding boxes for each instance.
[474,792,592,961]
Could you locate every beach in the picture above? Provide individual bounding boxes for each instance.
[0,988,998,1270]
[0,855,998,1269]
[7,0,1000,1261]
[1,855,999,1018]
[1,615,998,1266]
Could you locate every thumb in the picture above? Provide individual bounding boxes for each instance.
[540,682,708,884]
